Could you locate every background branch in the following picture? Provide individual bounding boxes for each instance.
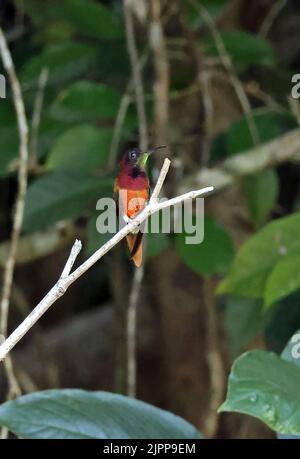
[0,25,29,437]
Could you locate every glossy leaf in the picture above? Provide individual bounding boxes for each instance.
[146,233,171,259]
[219,350,300,435]
[243,169,279,228]
[23,171,112,232]
[175,216,234,276]
[204,31,275,68]
[264,255,300,308]
[278,331,300,439]
[224,297,265,358]
[47,125,112,173]
[0,389,203,439]
[226,112,281,156]
[218,213,300,298]
[21,42,97,87]
[25,0,123,40]
[51,81,122,122]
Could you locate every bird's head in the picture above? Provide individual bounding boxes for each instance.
[121,145,167,170]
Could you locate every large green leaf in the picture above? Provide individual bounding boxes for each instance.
[0,389,203,439]
[51,81,122,122]
[23,172,112,232]
[224,297,266,358]
[218,213,300,298]
[243,169,279,229]
[86,213,114,255]
[146,233,171,259]
[47,125,112,173]
[226,112,282,156]
[203,30,275,68]
[175,216,234,276]
[278,331,300,439]
[21,42,97,87]
[264,255,300,308]
[219,350,300,435]
[24,0,123,40]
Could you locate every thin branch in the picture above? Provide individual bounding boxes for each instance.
[190,0,260,147]
[127,266,144,397]
[260,0,287,38]
[202,278,225,438]
[123,0,150,399]
[108,52,149,169]
[0,25,29,436]
[123,0,148,150]
[0,159,213,362]
[0,27,29,337]
[29,67,49,167]
[150,0,170,145]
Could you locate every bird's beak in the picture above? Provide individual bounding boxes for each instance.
[138,145,167,168]
[148,145,167,155]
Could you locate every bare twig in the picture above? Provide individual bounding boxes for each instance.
[202,278,225,438]
[126,266,144,397]
[123,0,148,150]
[108,52,149,169]
[0,27,29,417]
[260,0,288,38]
[150,0,170,145]
[123,0,150,398]
[191,0,260,146]
[29,67,49,166]
[0,159,213,362]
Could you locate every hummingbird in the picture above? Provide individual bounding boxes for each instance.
[114,145,166,267]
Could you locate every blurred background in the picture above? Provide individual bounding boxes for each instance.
[1,0,300,439]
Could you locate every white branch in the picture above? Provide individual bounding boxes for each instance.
[0,158,213,362]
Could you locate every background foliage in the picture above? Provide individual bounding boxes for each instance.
[1,0,300,439]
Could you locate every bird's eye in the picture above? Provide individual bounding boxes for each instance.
[130,150,137,160]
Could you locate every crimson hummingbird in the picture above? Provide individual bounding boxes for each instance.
[114,145,166,267]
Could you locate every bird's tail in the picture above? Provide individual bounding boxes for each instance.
[126,232,143,267]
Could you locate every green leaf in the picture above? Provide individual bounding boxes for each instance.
[47,125,112,173]
[265,293,300,354]
[264,255,300,308]
[224,297,265,358]
[218,213,300,298]
[21,42,97,87]
[86,213,114,255]
[51,81,122,122]
[52,0,123,40]
[219,350,300,435]
[0,389,203,439]
[226,112,281,156]
[184,0,228,31]
[175,216,234,276]
[146,233,171,259]
[203,31,275,68]
[243,169,279,228]
[23,172,112,232]
[24,0,123,40]
[279,331,300,439]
